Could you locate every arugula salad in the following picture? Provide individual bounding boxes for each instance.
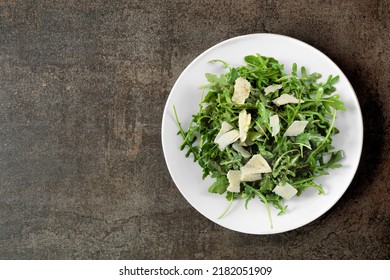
[174,54,345,228]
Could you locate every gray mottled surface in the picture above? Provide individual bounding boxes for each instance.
[0,0,389,259]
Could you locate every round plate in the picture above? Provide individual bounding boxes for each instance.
[161,34,363,234]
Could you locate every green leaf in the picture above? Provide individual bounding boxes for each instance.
[205,72,228,86]
[301,67,307,78]
[292,63,298,76]
[295,133,326,150]
[259,175,275,192]
[228,68,239,84]
[208,176,228,194]
[315,87,324,99]
[321,150,344,169]
[248,131,263,141]
[204,90,217,103]
[255,101,271,125]
[323,94,346,111]
[295,133,312,149]
[244,55,261,66]
[205,73,219,83]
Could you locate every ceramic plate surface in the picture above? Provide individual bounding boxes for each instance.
[161,34,363,234]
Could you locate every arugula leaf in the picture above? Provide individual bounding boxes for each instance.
[208,175,228,194]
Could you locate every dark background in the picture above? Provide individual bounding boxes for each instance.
[0,0,388,259]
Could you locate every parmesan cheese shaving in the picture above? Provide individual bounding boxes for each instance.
[241,154,272,174]
[264,84,282,95]
[232,77,251,104]
[273,182,297,200]
[284,120,308,137]
[232,143,251,158]
[273,94,300,106]
[241,172,262,182]
[269,115,280,137]
[227,170,241,193]
[214,129,240,150]
[238,109,251,142]
[214,121,234,142]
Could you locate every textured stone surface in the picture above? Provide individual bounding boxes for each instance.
[0,0,389,259]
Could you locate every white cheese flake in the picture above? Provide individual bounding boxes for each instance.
[264,84,283,95]
[238,109,251,142]
[241,154,272,174]
[269,115,280,137]
[284,120,309,137]
[272,94,300,106]
[232,77,251,104]
[232,143,251,158]
[227,170,242,193]
[241,172,262,182]
[214,121,234,142]
[214,129,240,150]
[273,182,297,200]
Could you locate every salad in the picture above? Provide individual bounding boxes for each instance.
[174,54,345,228]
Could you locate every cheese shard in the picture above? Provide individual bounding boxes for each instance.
[214,121,234,142]
[214,129,240,150]
[264,84,283,95]
[227,170,242,193]
[273,182,297,200]
[238,109,251,142]
[232,143,251,158]
[241,172,262,182]
[284,120,309,137]
[269,115,280,137]
[241,154,272,174]
[232,77,251,104]
[273,94,300,106]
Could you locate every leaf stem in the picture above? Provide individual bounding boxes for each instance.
[218,193,234,219]
[244,183,273,229]
[309,109,337,159]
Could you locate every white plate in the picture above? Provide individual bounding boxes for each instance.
[161,34,363,234]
